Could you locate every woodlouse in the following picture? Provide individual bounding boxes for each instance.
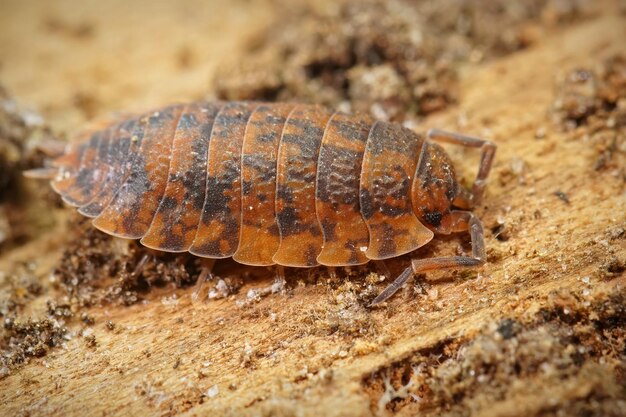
[27,101,496,305]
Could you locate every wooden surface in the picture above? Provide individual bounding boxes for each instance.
[0,1,625,416]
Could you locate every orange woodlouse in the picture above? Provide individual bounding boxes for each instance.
[27,101,496,305]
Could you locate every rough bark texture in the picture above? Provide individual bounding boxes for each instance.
[0,1,624,416]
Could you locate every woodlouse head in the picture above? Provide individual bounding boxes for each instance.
[411,142,463,235]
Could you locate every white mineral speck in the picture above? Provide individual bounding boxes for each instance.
[206,384,219,398]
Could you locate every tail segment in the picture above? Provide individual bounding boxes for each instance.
[23,167,58,179]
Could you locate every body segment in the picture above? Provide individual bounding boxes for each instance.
[315,111,373,266]
[233,103,294,266]
[360,121,434,260]
[190,102,257,258]
[273,104,333,267]
[93,105,183,238]
[141,102,222,252]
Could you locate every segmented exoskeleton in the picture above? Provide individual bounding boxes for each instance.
[27,101,496,304]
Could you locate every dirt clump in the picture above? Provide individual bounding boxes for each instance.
[0,262,43,318]
[0,317,68,377]
[0,297,77,379]
[363,286,626,417]
[52,218,207,306]
[0,86,61,251]
[215,0,592,121]
[552,54,626,177]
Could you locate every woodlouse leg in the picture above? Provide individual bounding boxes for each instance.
[427,129,496,206]
[276,265,285,282]
[191,259,216,303]
[274,265,286,293]
[369,211,485,306]
[131,253,152,277]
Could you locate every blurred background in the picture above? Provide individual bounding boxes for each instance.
[0,0,597,131]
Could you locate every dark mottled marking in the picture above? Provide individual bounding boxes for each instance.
[189,107,221,211]
[83,128,115,203]
[256,132,276,142]
[412,141,459,234]
[73,132,103,200]
[320,218,336,241]
[159,195,178,210]
[276,184,294,204]
[375,223,398,258]
[330,119,370,142]
[276,206,301,235]
[201,175,234,222]
[241,153,276,184]
[315,110,373,266]
[359,187,375,220]
[445,185,456,201]
[366,121,420,155]
[79,128,114,202]
[234,102,295,266]
[178,112,198,130]
[267,223,280,236]
[305,245,318,267]
[242,180,253,196]
[344,239,361,264]
[369,167,412,216]
[281,134,322,159]
[53,140,92,207]
[117,152,153,236]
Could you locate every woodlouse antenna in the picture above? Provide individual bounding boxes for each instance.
[22,138,67,179]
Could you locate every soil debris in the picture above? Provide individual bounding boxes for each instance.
[0,86,60,251]
[552,54,626,177]
[363,285,626,416]
[1,316,68,378]
[554,189,571,204]
[0,262,43,317]
[216,0,593,121]
[0,254,72,379]
[53,219,203,306]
